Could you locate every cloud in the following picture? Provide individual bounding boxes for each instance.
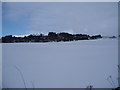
[0,2,2,36]
[3,2,118,36]
[2,0,120,2]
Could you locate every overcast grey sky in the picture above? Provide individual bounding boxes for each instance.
[3,2,118,36]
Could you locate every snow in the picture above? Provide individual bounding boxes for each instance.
[0,47,1,83]
[13,34,29,37]
[2,39,118,88]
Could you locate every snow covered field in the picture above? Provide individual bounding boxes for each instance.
[2,39,118,88]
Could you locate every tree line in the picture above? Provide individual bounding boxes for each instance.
[1,32,102,43]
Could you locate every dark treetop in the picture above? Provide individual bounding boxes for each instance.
[1,32,103,43]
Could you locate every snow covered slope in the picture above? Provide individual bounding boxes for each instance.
[2,39,118,88]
